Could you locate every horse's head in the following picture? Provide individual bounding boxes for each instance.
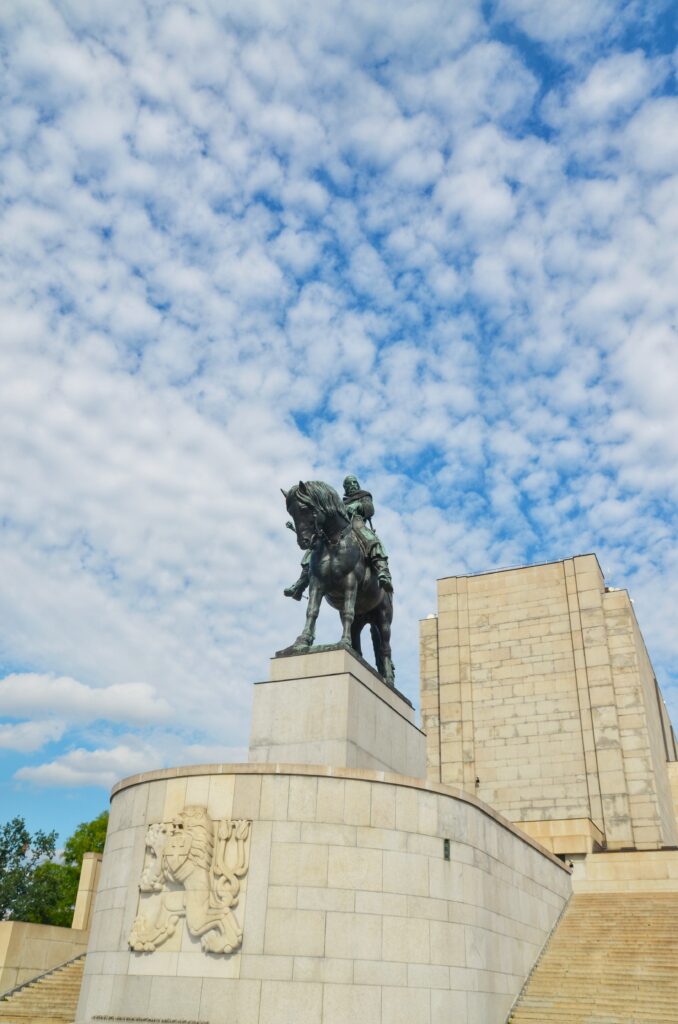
[284,482,316,550]
[283,480,348,548]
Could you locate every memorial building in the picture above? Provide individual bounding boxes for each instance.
[420,554,678,857]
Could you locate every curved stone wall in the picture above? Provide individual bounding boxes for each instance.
[76,764,570,1024]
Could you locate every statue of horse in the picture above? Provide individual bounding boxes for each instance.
[281,480,395,686]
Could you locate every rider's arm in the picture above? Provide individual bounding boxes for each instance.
[361,496,375,519]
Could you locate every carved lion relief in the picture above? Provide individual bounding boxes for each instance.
[128,806,252,954]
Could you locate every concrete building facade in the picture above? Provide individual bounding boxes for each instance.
[420,554,678,854]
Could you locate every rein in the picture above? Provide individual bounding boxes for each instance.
[312,511,351,549]
[324,520,352,548]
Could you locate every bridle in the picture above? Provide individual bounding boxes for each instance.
[298,499,350,549]
[320,517,352,548]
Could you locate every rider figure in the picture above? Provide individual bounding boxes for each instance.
[284,475,394,600]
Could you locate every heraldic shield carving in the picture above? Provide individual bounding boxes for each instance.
[128,806,252,954]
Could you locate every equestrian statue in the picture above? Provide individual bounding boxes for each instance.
[281,476,395,686]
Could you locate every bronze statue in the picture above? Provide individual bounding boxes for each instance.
[342,475,392,591]
[281,480,395,686]
[285,475,392,599]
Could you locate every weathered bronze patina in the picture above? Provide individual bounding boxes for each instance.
[280,479,395,686]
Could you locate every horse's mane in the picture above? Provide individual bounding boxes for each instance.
[291,480,349,521]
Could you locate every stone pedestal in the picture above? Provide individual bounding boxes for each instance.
[75,649,573,1024]
[75,763,571,1024]
[248,646,426,778]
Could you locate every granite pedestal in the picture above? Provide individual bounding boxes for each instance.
[249,647,426,778]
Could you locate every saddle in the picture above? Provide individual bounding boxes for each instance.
[349,518,373,560]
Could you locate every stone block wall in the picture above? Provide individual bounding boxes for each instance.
[670,763,678,825]
[0,921,88,992]
[249,648,426,777]
[604,588,677,847]
[72,853,103,931]
[76,763,570,1024]
[420,554,678,851]
[572,849,678,892]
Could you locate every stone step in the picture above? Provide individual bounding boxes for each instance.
[512,1014,678,1023]
[510,892,678,1023]
[531,959,678,968]
[515,1007,678,1015]
[0,957,83,1024]
[512,1014,678,1021]
[526,982,678,992]
[514,1009,678,1017]
[519,994,678,1006]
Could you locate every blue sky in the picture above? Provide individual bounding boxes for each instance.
[1,0,677,842]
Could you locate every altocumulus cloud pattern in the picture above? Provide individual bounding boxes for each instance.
[1,0,677,831]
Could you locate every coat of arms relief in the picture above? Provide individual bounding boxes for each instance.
[128,805,252,954]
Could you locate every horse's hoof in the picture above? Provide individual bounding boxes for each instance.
[275,640,310,656]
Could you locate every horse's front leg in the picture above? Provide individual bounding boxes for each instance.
[340,574,358,646]
[292,580,323,650]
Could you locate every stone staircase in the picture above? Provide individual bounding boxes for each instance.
[509,891,678,1023]
[0,955,84,1024]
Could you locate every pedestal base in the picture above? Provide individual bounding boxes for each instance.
[76,763,571,1024]
[248,646,426,778]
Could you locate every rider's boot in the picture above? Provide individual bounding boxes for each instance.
[284,564,310,600]
[372,555,393,593]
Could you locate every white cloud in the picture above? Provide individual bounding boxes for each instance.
[495,0,617,49]
[567,52,667,122]
[624,97,678,174]
[0,0,676,807]
[0,675,171,726]
[15,739,248,789]
[0,720,66,753]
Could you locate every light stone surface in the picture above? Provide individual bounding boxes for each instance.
[572,848,678,892]
[249,648,426,778]
[72,852,103,931]
[77,763,570,1024]
[0,849,103,991]
[515,817,605,855]
[669,762,678,826]
[127,808,252,956]
[0,921,89,993]
[421,555,678,852]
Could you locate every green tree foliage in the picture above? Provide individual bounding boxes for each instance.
[0,811,108,926]
[17,861,79,927]
[63,811,109,868]
[0,817,57,921]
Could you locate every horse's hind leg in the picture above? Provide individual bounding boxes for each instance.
[375,596,395,686]
[370,623,384,678]
[351,617,364,658]
[339,575,358,646]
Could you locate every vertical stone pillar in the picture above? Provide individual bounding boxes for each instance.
[71,852,103,932]
[436,575,465,787]
[571,555,634,848]
[602,587,678,848]
[564,557,604,833]
[457,577,476,794]
[419,613,440,782]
